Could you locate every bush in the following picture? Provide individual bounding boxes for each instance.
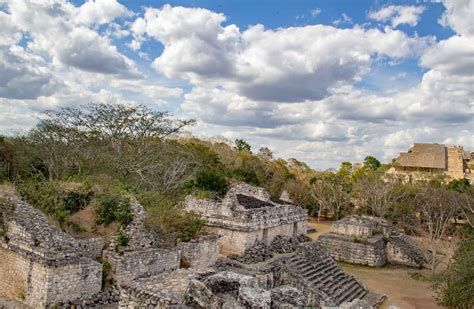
[95,193,132,226]
[144,198,205,246]
[231,168,260,186]
[436,230,474,308]
[114,229,130,252]
[194,169,228,196]
[0,197,15,237]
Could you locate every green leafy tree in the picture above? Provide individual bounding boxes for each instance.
[363,156,381,170]
[234,139,251,152]
[436,230,474,308]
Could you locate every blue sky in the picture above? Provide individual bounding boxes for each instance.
[0,0,472,169]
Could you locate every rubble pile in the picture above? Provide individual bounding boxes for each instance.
[269,235,298,253]
[229,241,273,263]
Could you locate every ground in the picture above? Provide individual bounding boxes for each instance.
[308,219,447,309]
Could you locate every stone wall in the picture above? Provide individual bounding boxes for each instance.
[178,234,220,269]
[207,221,307,256]
[318,233,386,267]
[0,244,102,308]
[106,248,180,286]
[0,197,102,307]
[77,237,104,260]
[447,146,465,179]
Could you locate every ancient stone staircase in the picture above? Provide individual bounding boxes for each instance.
[389,232,432,267]
[286,254,367,306]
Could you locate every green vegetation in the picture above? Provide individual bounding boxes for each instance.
[95,193,132,226]
[435,230,474,308]
[1,101,472,271]
[0,197,15,237]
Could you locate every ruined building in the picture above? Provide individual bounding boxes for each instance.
[0,196,103,308]
[184,183,308,255]
[386,143,473,183]
[319,216,432,268]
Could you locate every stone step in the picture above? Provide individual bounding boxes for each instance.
[334,280,361,304]
[326,275,352,294]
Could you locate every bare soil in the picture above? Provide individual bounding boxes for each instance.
[307,219,447,309]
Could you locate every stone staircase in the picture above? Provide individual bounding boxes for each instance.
[389,232,432,267]
[286,254,367,306]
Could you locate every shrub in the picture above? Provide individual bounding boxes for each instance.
[436,230,474,308]
[231,168,260,186]
[114,229,130,252]
[144,199,205,246]
[16,176,93,224]
[95,193,132,226]
[0,197,15,237]
[194,169,228,196]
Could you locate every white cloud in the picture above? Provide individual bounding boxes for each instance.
[369,5,425,28]
[5,0,141,79]
[76,0,132,26]
[439,0,474,36]
[135,5,432,103]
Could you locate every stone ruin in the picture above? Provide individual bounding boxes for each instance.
[1,185,389,308]
[0,196,102,308]
[184,182,308,255]
[318,216,432,268]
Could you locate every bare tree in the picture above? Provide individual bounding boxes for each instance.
[310,174,352,221]
[353,174,408,217]
[415,187,460,275]
[27,103,197,192]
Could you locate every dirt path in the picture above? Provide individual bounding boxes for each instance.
[307,219,446,309]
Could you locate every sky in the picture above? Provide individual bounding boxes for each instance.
[0,0,473,169]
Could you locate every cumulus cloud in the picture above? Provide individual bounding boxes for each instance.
[0,45,60,99]
[76,0,132,26]
[135,5,432,103]
[439,0,474,36]
[369,5,425,28]
[5,0,141,79]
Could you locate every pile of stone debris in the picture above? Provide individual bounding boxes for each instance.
[55,290,121,308]
[230,234,311,263]
[229,241,273,263]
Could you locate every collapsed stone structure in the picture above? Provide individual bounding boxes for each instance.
[1,186,388,308]
[386,143,473,183]
[120,241,385,308]
[0,196,102,308]
[184,182,308,255]
[319,216,432,268]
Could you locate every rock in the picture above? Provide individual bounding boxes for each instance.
[269,235,298,254]
[184,279,224,309]
[229,241,272,264]
[270,285,307,308]
[205,271,258,296]
[238,286,271,308]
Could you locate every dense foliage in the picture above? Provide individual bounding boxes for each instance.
[436,230,474,308]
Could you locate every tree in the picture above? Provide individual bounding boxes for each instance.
[26,103,197,193]
[363,156,381,170]
[337,161,352,178]
[352,172,406,217]
[257,147,273,160]
[415,187,460,275]
[310,173,352,221]
[234,139,251,152]
[437,230,474,308]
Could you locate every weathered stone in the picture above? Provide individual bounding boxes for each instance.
[319,216,431,268]
[270,285,307,308]
[185,182,308,256]
[205,271,258,296]
[238,286,271,308]
[0,196,102,308]
[184,280,223,309]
